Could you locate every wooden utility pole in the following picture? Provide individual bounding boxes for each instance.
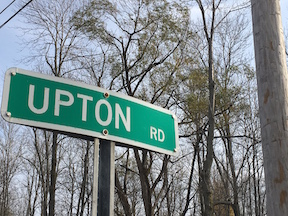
[251,0,288,215]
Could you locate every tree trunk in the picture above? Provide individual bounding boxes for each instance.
[180,131,200,216]
[49,132,58,216]
[200,36,215,216]
[224,117,240,216]
[251,0,288,214]
[115,172,132,216]
[196,0,216,214]
[134,149,152,216]
[77,141,90,216]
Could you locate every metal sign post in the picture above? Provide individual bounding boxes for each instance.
[92,139,99,216]
[98,140,115,215]
[92,139,115,216]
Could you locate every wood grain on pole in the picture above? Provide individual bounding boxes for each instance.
[251,0,288,214]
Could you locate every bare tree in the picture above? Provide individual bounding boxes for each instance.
[73,1,189,215]
[0,119,22,215]
[20,0,87,215]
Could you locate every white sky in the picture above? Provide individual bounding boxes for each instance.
[0,0,288,82]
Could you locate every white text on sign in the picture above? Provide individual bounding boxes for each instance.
[150,126,165,142]
[28,84,131,132]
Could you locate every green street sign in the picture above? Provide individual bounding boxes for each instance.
[1,68,179,155]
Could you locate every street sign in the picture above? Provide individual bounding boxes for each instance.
[1,68,179,155]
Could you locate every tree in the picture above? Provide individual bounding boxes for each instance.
[176,1,257,215]
[20,0,88,215]
[251,0,288,215]
[22,129,52,216]
[73,1,190,215]
[0,119,22,215]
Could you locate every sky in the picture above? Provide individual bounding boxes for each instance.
[0,0,29,75]
[0,0,288,84]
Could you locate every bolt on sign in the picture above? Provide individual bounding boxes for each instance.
[1,68,179,155]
